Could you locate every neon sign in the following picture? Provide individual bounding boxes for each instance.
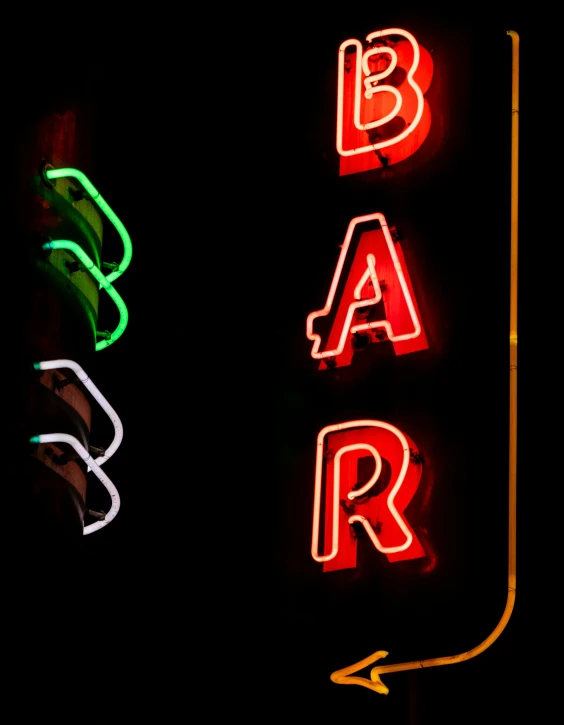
[31,166,132,534]
[30,432,120,535]
[337,28,433,175]
[42,240,129,351]
[315,28,520,698]
[306,212,427,370]
[311,420,425,571]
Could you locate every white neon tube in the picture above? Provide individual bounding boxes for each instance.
[344,444,383,500]
[34,359,123,468]
[315,443,384,562]
[311,420,413,562]
[353,254,382,302]
[337,28,426,156]
[30,433,120,535]
[306,213,421,361]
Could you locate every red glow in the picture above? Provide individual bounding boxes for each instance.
[306,213,428,370]
[311,421,425,572]
[337,28,433,175]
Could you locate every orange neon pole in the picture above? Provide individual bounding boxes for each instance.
[330,30,519,695]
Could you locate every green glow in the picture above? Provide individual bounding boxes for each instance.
[30,436,40,444]
[45,167,132,285]
[43,241,129,351]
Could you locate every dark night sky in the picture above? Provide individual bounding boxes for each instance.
[8,8,561,723]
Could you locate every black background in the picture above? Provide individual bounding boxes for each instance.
[7,8,560,723]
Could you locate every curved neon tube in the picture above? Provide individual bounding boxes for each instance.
[337,29,425,156]
[354,41,402,128]
[30,433,120,535]
[346,445,382,500]
[42,240,128,351]
[353,254,382,302]
[44,167,132,285]
[306,213,421,360]
[362,47,398,88]
[311,421,413,563]
[329,30,520,695]
[33,359,123,468]
[313,443,381,562]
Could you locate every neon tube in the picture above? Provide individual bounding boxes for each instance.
[311,421,413,563]
[44,166,132,285]
[312,442,381,562]
[33,359,123,468]
[353,254,382,302]
[346,444,382,500]
[351,39,402,130]
[329,31,520,695]
[341,443,413,555]
[306,213,421,360]
[30,433,120,535]
[42,240,128,351]
[337,29,425,157]
[362,47,398,95]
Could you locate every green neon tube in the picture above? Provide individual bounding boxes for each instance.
[43,241,128,351]
[44,167,132,285]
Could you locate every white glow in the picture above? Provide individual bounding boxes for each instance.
[34,433,120,535]
[306,213,421,360]
[311,420,413,562]
[353,41,401,130]
[337,28,426,156]
[353,253,382,302]
[35,359,123,467]
[344,444,382,500]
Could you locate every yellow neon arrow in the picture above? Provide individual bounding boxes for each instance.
[331,650,390,694]
[330,29,520,695]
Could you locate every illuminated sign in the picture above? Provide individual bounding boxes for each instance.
[311,420,425,571]
[317,28,520,698]
[42,166,132,350]
[31,166,132,535]
[306,212,427,370]
[337,28,433,175]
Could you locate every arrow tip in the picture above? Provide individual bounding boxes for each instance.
[370,651,390,694]
[330,650,391,693]
[370,672,390,695]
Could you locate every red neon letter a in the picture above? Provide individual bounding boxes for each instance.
[306,213,427,370]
